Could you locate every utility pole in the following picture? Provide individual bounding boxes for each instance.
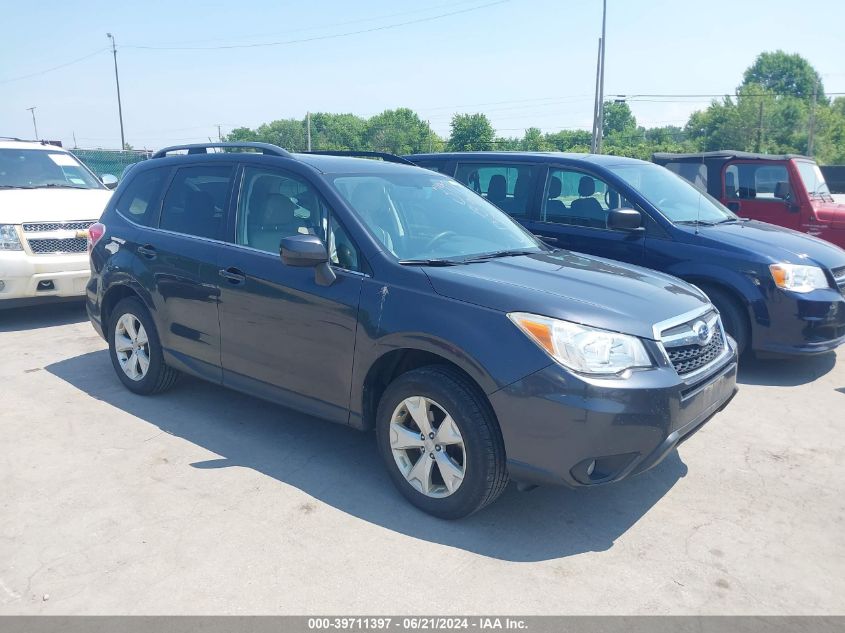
[596,0,607,153]
[26,107,38,139]
[306,112,312,151]
[106,33,126,150]
[73,131,78,148]
[217,124,223,142]
[427,120,433,152]
[808,78,819,157]
[590,38,602,153]
[756,100,764,153]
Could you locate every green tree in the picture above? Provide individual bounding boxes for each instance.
[545,129,591,152]
[226,120,306,151]
[520,127,554,151]
[309,112,367,150]
[366,108,435,154]
[742,50,825,101]
[447,113,495,151]
[602,101,637,138]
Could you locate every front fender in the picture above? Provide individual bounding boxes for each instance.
[348,276,551,426]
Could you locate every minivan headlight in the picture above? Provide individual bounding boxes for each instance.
[508,312,652,375]
[769,263,829,293]
[0,225,22,251]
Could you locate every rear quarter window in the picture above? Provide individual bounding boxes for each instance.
[114,167,169,226]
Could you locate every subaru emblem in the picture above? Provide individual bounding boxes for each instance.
[692,320,711,345]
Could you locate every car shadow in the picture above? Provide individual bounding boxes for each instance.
[737,352,837,387]
[46,350,688,562]
[0,300,87,333]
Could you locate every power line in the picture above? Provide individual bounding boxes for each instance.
[0,48,108,84]
[137,0,490,47]
[122,0,510,51]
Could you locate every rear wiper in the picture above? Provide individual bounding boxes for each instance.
[397,258,463,266]
[462,249,540,262]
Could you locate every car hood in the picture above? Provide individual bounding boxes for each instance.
[0,188,112,224]
[423,251,711,340]
[811,200,845,227]
[690,220,845,269]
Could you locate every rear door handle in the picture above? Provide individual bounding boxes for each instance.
[137,244,157,260]
[219,267,246,285]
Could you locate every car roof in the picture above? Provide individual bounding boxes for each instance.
[406,151,650,167]
[0,139,68,151]
[653,150,811,162]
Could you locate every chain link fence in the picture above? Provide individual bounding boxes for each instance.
[71,148,152,180]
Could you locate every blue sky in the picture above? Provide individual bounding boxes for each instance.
[2,0,843,149]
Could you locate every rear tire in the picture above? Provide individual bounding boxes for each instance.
[108,297,180,395]
[375,365,508,519]
[702,285,749,356]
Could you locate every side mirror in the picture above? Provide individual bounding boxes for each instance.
[101,174,118,189]
[607,208,643,231]
[774,181,792,201]
[280,234,336,286]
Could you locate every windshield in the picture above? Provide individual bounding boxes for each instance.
[0,148,103,189]
[332,172,543,262]
[607,162,736,224]
[795,161,831,199]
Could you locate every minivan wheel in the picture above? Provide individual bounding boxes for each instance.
[703,286,750,356]
[108,297,179,395]
[376,365,508,519]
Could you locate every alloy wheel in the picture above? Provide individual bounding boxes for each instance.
[114,313,150,382]
[388,396,466,498]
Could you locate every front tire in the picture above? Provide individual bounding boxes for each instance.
[376,365,508,519]
[108,297,179,395]
[703,286,750,356]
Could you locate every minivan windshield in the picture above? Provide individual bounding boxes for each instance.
[607,162,736,224]
[0,148,103,190]
[332,172,544,262]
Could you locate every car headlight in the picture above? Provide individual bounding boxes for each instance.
[508,312,653,375]
[769,263,830,293]
[0,225,22,251]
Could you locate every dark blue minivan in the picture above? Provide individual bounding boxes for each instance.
[408,152,845,357]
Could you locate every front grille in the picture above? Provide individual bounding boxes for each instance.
[27,238,87,254]
[833,266,845,294]
[666,322,725,375]
[22,220,95,233]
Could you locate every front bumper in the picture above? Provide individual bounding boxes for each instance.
[753,287,845,356]
[489,343,738,488]
[0,251,90,304]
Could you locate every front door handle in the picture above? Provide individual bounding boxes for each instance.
[534,234,560,244]
[137,244,157,260]
[219,267,246,285]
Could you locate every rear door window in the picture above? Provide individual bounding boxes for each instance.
[159,165,234,239]
[454,163,537,218]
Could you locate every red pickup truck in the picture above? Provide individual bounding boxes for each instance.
[653,151,845,249]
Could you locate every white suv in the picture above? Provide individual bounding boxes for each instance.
[0,139,115,307]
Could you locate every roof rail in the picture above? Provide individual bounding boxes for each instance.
[0,136,25,142]
[151,142,292,159]
[301,150,415,166]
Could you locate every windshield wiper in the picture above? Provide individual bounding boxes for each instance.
[675,219,717,226]
[42,183,87,189]
[397,258,463,266]
[462,249,540,263]
[0,185,36,189]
